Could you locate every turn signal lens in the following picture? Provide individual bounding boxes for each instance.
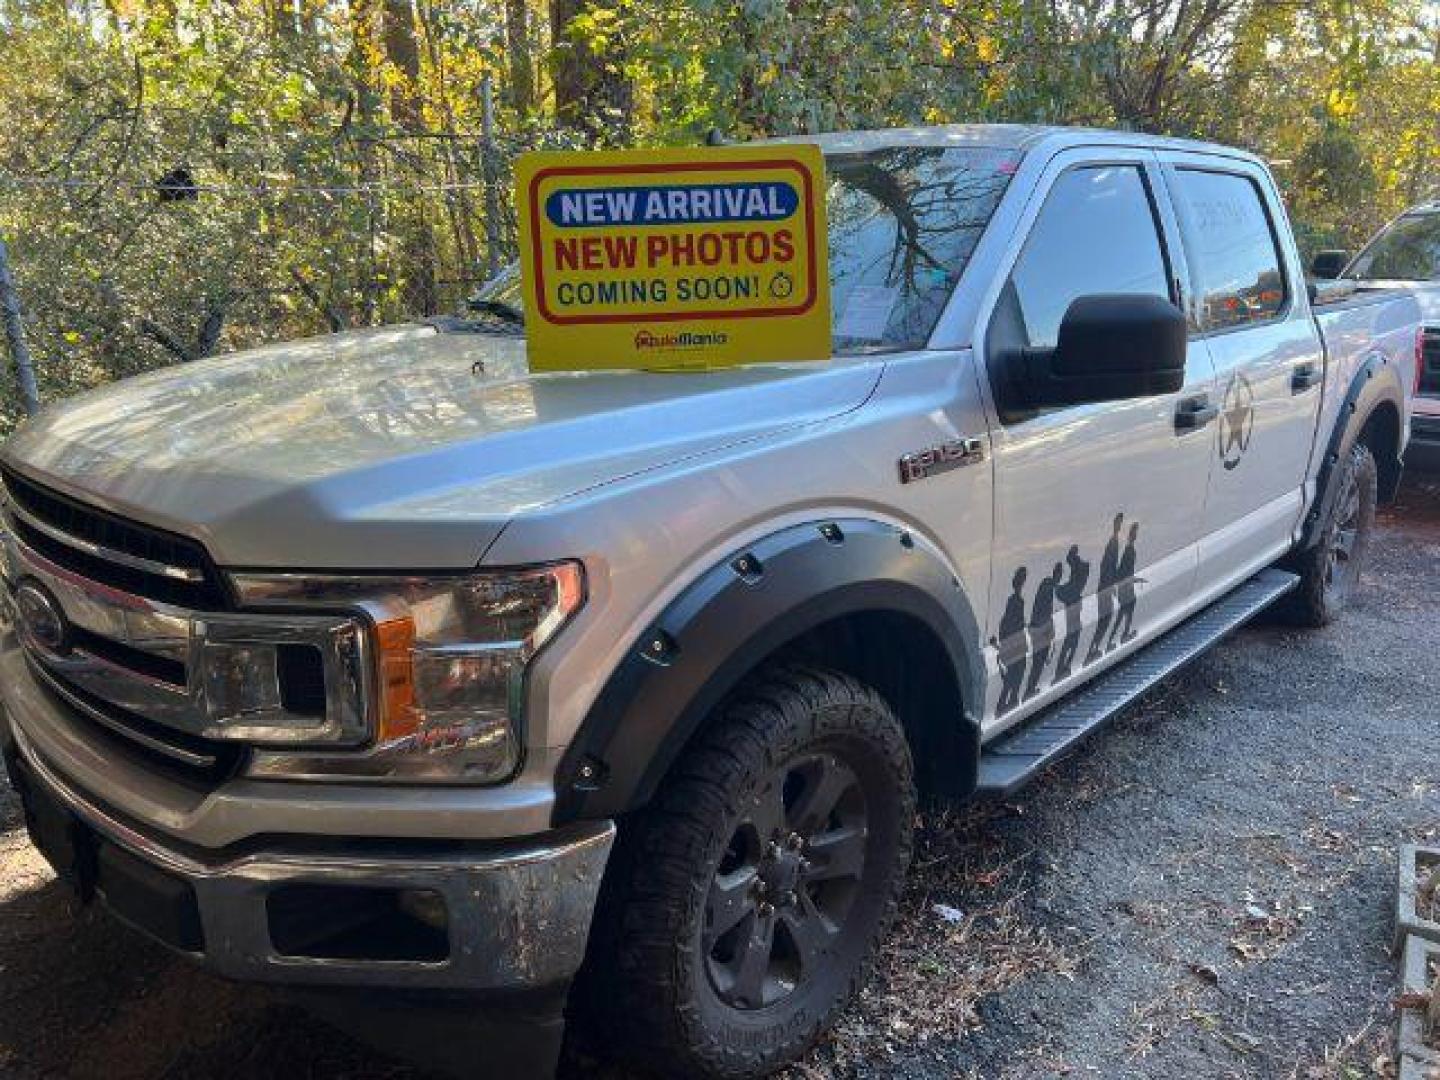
[375,616,418,741]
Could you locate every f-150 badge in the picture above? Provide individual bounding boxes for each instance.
[898,437,985,483]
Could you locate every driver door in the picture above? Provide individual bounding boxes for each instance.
[977,149,1216,733]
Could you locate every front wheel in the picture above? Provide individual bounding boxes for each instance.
[587,664,914,1078]
[1284,440,1378,626]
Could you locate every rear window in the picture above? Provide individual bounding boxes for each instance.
[1171,170,1287,331]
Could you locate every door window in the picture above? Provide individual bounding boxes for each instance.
[1007,165,1172,349]
[1171,169,1286,331]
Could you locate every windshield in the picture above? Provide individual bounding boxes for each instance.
[1346,211,1440,282]
[824,146,1016,351]
[474,145,1016,354]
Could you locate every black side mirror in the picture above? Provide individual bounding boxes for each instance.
[1008,294,1187,409]
[1310,250,1349,279]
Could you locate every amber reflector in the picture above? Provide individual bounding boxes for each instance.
[374,617,417,741]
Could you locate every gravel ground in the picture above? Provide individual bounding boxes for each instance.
[1,471,1437,1079]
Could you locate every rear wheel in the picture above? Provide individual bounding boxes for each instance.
[1284,440,1377,626]
[588,664,914,1078]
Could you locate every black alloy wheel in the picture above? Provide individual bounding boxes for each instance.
[1322,453,1365,606]
[585,664,914,1079]
[703,749,868,1011]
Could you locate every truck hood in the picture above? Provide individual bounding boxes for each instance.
[3,325,881,569]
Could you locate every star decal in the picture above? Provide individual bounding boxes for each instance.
[1218,373,1255,472]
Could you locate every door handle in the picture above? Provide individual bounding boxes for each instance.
[1291,362,1323,393]
[1175,394,1219,432]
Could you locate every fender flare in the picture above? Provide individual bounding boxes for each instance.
[1297,352,1405,552]
[551,518,984,824]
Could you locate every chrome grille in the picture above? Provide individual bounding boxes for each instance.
[0,466,226,608]
[1421,329,1440,398]
[0,474,375,785]
[26,653,241,785]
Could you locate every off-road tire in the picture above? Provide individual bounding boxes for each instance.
[586,664,914,1079]
[1283,440,1377,627]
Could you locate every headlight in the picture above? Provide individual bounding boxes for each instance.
[229,563,585,783]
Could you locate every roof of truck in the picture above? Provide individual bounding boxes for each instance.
[764,123,1265,165]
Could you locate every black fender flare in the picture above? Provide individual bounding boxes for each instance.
[1297,352,1405,552]
[551,518,984,824]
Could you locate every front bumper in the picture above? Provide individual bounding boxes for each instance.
[0,708,614,996]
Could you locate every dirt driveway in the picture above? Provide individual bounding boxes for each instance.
[2,473,1437,1079]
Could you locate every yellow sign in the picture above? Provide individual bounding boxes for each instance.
[516,145,831,371]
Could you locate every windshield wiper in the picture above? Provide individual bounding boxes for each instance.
[426,313,523,337]
[466,297,526,325]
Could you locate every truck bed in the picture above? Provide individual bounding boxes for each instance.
[1311,285,1422,465]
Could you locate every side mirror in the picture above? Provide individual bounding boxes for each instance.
[1309,250,1349,279]
[1009,294,1187,409]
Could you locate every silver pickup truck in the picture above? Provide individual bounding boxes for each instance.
[0,126,1423,1078]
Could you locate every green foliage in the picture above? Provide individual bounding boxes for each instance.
[0,0,1435,432]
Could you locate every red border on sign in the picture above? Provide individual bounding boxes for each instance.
[527,158,820,326]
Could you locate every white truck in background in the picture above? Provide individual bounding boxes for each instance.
[0,126,1423,1078]
[1312,201,1439,466]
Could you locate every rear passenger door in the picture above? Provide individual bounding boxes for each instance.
[1159,157,1324,590]
[977,149,1216,732]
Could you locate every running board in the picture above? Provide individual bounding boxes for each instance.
[975,568,1300,797]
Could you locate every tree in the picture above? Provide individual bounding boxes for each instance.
[1,0,1437,431]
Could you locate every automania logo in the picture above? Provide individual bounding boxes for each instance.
[633,329,729,350]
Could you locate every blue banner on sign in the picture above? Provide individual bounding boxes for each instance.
[545,181,799,228]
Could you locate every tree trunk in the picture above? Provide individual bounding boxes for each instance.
[382,0,424,131]
[381,0,438,315]
[269,0,297,38]
[347,0,383,323]
[506,0,535,115]
[0,237,40,417]
[551,0,631,136]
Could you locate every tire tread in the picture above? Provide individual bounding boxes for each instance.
[586,662,914,1078]
[1282,440,1377,627]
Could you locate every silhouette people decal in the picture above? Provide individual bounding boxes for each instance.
[1024,563,1063,700]
[994,567,1028,715]
[1086,513,1125,665]
[1108,522,1141,649]
[995,512,1143,718]
[1054,545,1090,681]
